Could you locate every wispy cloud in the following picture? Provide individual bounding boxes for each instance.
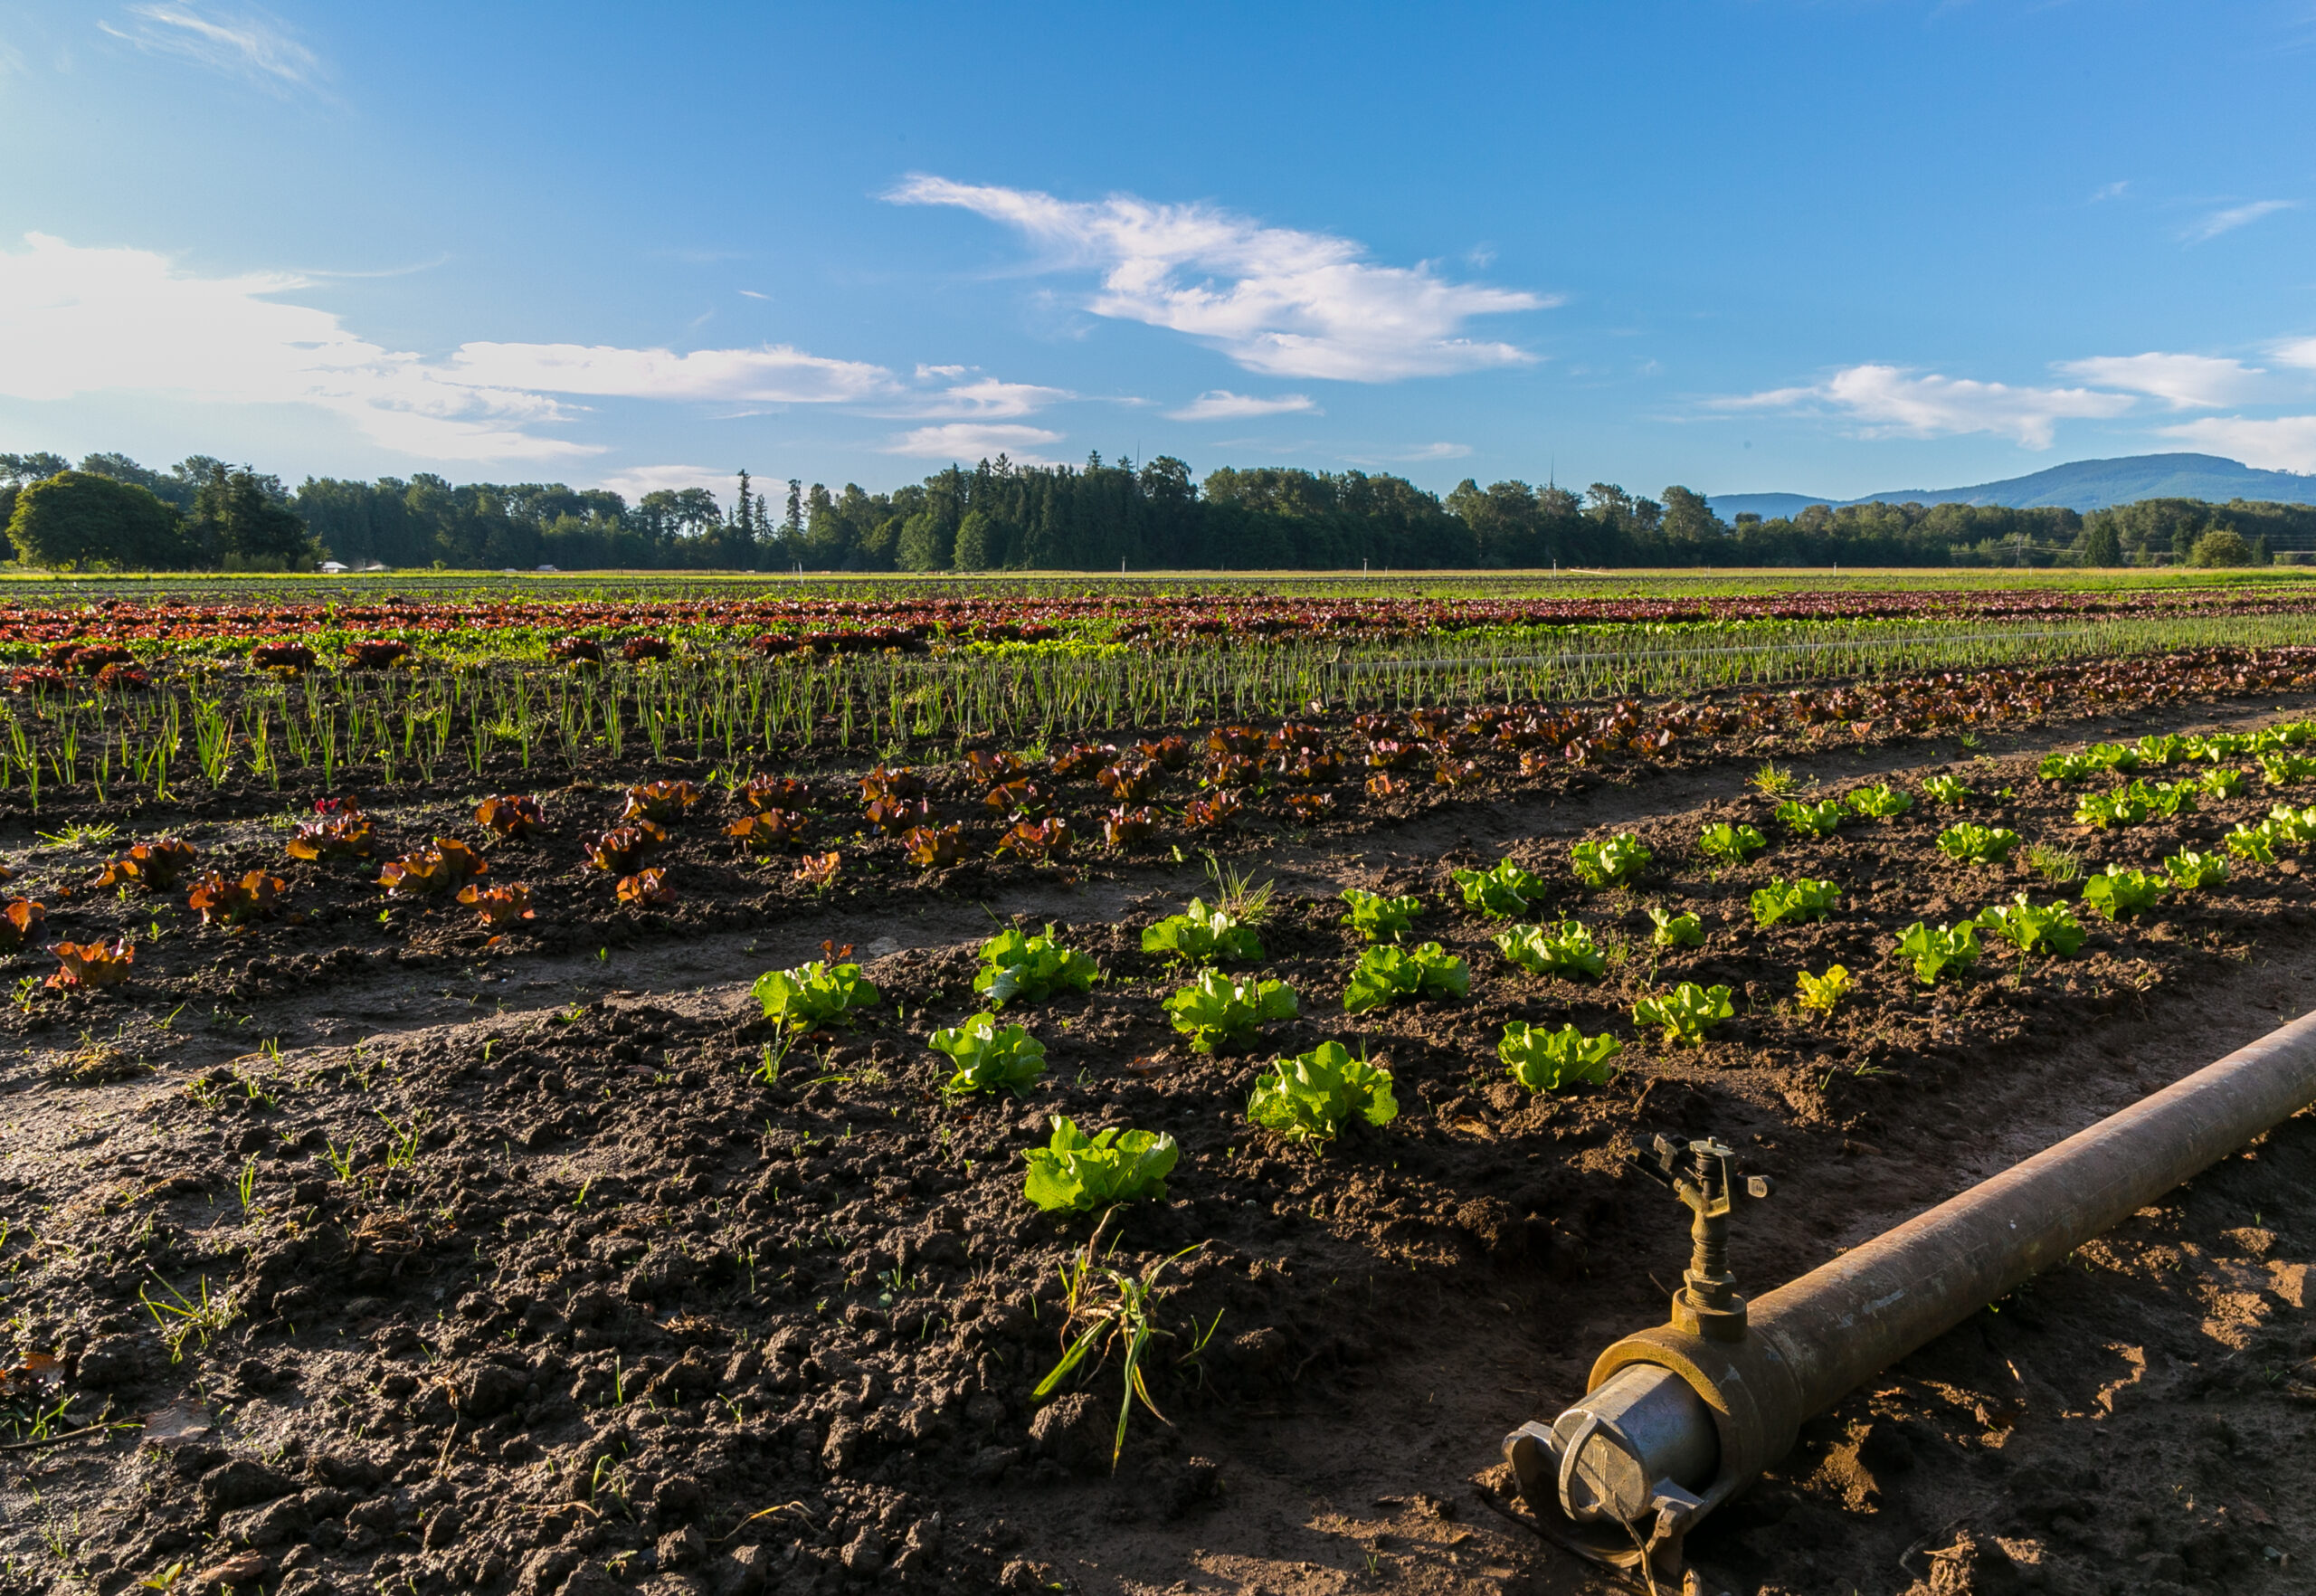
[1715,363,2134,449]
[2185,199,2299,242]
[887,175,1552,382]
[1343,442,1473,465]
[2273,336,2316,371]
[593,464,737,506]
[881,423,1065,465]
[0,233,1061,464]
[2089,179,2131,203]
[1165,390,1317,422]
[448,341,893,406]
[875,377,1072,420]
[99,3,323,91]
[2054,352,2270,409]
[2158,414,2316,472]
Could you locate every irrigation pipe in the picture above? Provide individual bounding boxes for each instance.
[1504,1003,2316,1589]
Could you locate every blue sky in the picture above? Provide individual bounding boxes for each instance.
[4,0,2315,508]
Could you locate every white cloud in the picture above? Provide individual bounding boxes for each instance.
[447,342,893,405]
[2273,337,2316,371]
[2158,415,2316,472]
[887,175,1551,381]
[2090,180,2131,203]
[1166,390,1318,422]
[2054,352,2270,409]
[878,377,1071,420]
[99,3,322,90]
[1716,363,2135,449]
[0,232,1073,465]
[0,233,590,461]
[2185,199,2299,242]
[1395,442,1473,461]
[881,423,1065,465]
[916,364,967,379]
[593,465,736,505]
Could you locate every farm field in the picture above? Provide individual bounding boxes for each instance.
[0,574,2312,1596]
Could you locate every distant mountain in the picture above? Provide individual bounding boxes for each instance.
[1707,453,2316,520]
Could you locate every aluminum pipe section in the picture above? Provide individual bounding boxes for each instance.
[1520,1004,2316,1571]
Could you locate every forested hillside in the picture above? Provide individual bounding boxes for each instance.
[5,447,2311,572]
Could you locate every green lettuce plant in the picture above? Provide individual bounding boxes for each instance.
[1632,982,1732,1046]
[1139,898,1262,967]
[1163,969,1299,1052]
[1897,921,1979,984]
[1697,822,1769,864]
[1451,859,1547,918]
[1493,920,1607,979]
[1339,887,1423,943]
[1247,1041,1398,1147]
[931,1013,1049,1095]
[1974,895,2086,957]
[1570,833,1652,888]
[976,925,1100,1004]
[753,959,880,1030]
[1343,942,1470,1013]
[1022,1116,1179,1213]
[1499,1022,1621,1091]
[1750,877,1840,927]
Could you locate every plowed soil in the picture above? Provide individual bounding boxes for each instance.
[1,685,2313,1596]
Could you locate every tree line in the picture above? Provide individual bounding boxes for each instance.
[4,447,2309,573]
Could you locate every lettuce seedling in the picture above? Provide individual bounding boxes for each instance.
[2192,732,2258,761]
[1021,1116,1179,1213]
[1920,774,1970,806]
[1846,784,1913,820]
[1696,822,1768,864]
[977,925,1100,1005]
[2143,781,2197,819]
[1795,964,1852,1016]
[1343,942,1470,1013]
[1493,920,1607,980]
[1163,970,1299,1053]
[2136,733,2191,766]
[1139,898,1262,967]
[1936,823,2020,865]
[0,899,45,952]
[2226,823,2278,864]
[2085,742,2141,772]
[1974,895,2086,957]
[2037,753,2099,784]
[2268,804,2316,846]
[1750,877,1840,927]
[2081,868,2163,922]
[2075,788,2150,829]
[752,959,881,1030]
[1339,887,1423,943]
[2259,752,2316,787]
[1451,860,1547,918]
[1897,921,1979,984]
[1499,1022,1621,1091]
[378,839,488,898]
[1632,983,1733,1047]
[1647,907,1704,948]
[1774,799,1845,839]
[1570,833,1652,888]
[187,870,286,932]
[2202,768,2246,799]
[931,1013,1048,1096]
[1247,1041,1399,1147]
[95,838,199,891]
[2164,850,2228,889]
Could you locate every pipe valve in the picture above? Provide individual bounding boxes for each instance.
[1630,1135,1773,1343]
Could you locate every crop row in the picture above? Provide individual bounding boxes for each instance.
[11,580,2316,658]
[2,644,2312,833]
